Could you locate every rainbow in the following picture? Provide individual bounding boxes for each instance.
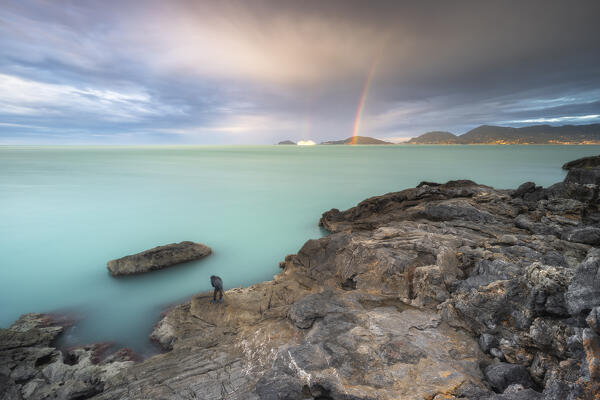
[350,60,378,145]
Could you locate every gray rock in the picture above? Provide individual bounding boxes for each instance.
[586,307,600,334]
[565,226,600,245]
[253,371,304,400]
[477,387,543,400]
[566,249,600,316]
[541,380,571,400]
[564,167,600,185]
[460,259,520,290]
[287,291,343,329]
[0,374,22,400]
[540,251,568,268]
[424,200,496,223]
[512,182,538,198]
[480,333,499,353]
[106,241,211,276]
[490,348,505,360]
[484,363,535,392]
[514,215,561,236]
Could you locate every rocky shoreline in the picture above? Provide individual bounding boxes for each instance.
[2,156,600,399]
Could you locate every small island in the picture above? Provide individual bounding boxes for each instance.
[320,136,392,145]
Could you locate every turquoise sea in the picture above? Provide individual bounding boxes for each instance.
[1,145,599,355]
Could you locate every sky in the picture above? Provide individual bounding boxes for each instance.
[1,0,599,144]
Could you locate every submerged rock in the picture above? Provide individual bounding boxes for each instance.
[106,241,211,276]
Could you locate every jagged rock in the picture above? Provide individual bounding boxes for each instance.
[586,307,600,334]
[562,155,600,170]
[480,333,500,353]
[564,168,600,185]
[106,241,211,276]
[253,371,304,399]
[0,374,22,400]
[512,182,538,198]
[484,363,535,392]
[0,314,133,400]
[477,387,543,400]
[566,249,600,316]
[565,226,600,245]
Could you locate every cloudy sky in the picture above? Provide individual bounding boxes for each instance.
[1,0,599,144]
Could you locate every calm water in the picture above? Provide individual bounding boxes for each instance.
[1,145,598,354]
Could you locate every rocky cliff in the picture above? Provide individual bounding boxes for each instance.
[2,157,600,400]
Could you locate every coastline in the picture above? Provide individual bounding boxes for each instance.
[2,158,600,399]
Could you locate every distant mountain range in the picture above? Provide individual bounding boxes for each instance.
[407,124,600,144]
[320,136,392,145]
[277,123,600,146]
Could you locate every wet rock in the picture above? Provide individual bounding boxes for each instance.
[107,241,211,276]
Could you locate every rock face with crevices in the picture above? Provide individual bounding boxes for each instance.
[3,156,600,399]
[0,314,134,400]
[106,241,211,276]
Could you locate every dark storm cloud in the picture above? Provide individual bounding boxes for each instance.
[0,0,599,143]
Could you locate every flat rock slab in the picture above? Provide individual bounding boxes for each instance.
[107,241,211,276]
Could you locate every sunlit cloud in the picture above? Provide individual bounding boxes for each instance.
[120,3,385,85]
[0,1,599,144]
[0,73,184,122]
[506,114,600,124]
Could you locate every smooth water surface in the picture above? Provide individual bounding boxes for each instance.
[1,145,598,354]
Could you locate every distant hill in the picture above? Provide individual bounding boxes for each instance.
[277,140,296,145]
[407,123,600,144]
[407,131,460,144]
[321,136,392,145]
